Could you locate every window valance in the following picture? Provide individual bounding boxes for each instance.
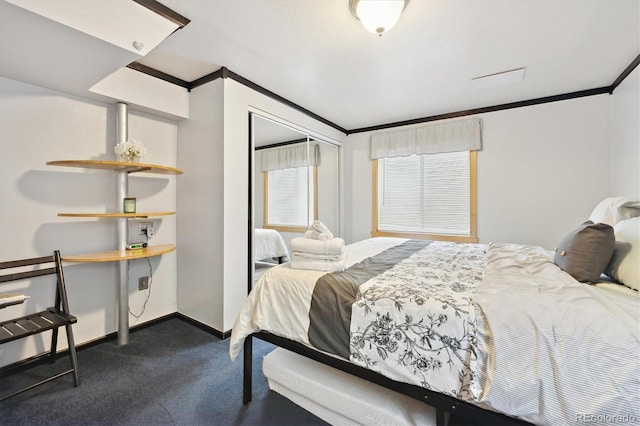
[261,143,320,171]
[370,118,483,160]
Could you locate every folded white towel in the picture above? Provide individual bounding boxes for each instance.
[290,237,345,256]
[304,230,332,241]
[290,254,347,272]
[310,220,334,240]
[292,251,344,262]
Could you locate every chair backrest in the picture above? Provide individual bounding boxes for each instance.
[0,251,70,314]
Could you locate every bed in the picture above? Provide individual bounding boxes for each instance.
[255,228,290,263]
[231,229,639,425]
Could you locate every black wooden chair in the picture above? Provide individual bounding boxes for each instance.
[0,250,80,400]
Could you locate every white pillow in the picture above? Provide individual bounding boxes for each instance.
[605,217,639,291]
[589,197,640,226]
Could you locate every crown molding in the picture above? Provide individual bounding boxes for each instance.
[609,53,640,94]
[128,53,639,135]
[132,0,191,29]
[348,86,611,134]
[126,62,190,89]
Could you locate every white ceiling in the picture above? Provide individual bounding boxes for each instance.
[135,0,639,131]
[1,0,637,132]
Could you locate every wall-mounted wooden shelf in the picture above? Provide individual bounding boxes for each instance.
[47,154,183,346]
[57,212,176,218]
[61,244,176,263]
[46,160,183,175]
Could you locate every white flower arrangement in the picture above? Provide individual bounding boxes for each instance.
[114,140,147,163]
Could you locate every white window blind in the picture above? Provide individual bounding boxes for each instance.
[267,167,314,227]
[377,152,470,236]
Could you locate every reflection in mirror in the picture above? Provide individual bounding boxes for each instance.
[254,117,311,233]
[263,140,314,231]
[310,136,339,237]
[251,114,341,284]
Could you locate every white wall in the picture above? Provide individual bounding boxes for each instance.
[344,94,612,250]
[176,79,225,330]
[610,66,640,198]
[0,77,179,367]
[89,67,190,120]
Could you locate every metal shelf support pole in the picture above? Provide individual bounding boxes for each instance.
[116,102,129,346]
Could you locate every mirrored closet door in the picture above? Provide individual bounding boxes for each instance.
[250,113,341,285]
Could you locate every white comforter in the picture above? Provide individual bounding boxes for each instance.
[473,243,640,426]
[255,228,290,261]
[230,238,640,425]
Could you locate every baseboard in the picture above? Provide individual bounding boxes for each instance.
[0,312,230,376]
[174,313,231,339]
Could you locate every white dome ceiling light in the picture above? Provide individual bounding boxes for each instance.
[349,0,409,36]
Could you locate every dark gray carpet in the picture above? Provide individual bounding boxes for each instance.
[0,318,329,425]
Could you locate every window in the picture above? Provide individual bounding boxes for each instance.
[264,166,317,232]
[372,151,477,242]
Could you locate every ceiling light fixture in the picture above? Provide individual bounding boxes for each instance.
[349,0,409,36]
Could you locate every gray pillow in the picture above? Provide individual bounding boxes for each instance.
[554,220,615,283]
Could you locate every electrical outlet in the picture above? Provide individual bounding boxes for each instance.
[138,276,149,290]
[138,222,152,236]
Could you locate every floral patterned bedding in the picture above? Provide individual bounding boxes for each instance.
[349,241,486,399]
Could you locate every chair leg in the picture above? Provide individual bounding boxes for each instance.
[50,326,59,363]
[65,324,80,386]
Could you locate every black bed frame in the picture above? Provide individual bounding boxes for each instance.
[242,332,533,426]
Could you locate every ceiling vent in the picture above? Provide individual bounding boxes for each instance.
[472,68,526,90]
